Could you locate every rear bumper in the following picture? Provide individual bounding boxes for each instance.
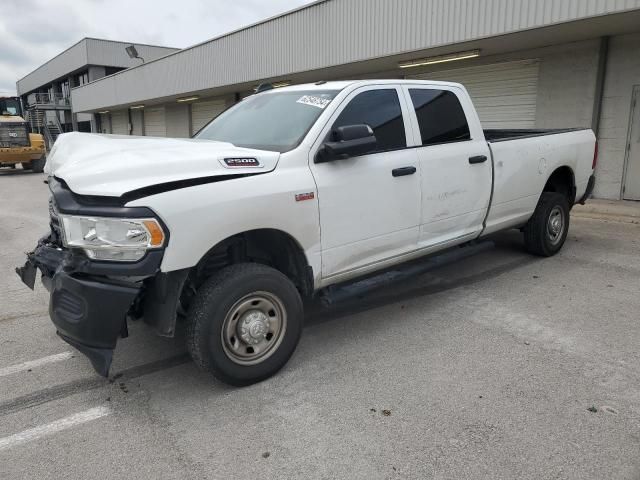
[16,236,161,376]
[578,175,596,205]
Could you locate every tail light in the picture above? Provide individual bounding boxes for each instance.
[592,140,598,170]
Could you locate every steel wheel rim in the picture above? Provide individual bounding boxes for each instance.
[547,206,565,245]
[221,291,287,365]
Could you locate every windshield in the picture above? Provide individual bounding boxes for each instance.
[0,98,22,116]
[195,90,339,152]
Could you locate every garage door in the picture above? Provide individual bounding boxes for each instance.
[130,109,144,136]
[144,107,166,137]
[99,113,111,133]
[406,59,540,129]
[110,110,128,135]
[191,99,226,135]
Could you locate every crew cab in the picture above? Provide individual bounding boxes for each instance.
[16,80,597,386]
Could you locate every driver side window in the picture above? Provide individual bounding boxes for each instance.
[331,89,406,154]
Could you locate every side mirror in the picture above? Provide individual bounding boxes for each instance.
[316,124,377,163]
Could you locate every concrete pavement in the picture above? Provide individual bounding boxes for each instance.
[1,168,639,479]
[573,198,640,224]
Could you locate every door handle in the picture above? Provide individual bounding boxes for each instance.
[469,155,488,164]
[392,166,417,177]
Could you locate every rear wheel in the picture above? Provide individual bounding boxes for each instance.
[186,263,303,386]
[20,162,32,170]
[523,192,570,257]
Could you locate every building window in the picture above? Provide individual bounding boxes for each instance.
[61,80,70,99]
[409,89,471,146]
[75,71,89,87]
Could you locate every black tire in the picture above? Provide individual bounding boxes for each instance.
[20,162,32,170]
[30,156,46,173]
[523,192,570,257]
[186,263,303,386]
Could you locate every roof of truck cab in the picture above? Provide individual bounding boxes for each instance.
[273,79,463,93]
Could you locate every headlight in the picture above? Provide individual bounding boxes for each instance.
[60,215,166,262]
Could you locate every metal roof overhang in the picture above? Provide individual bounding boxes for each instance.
[70,3,640,113]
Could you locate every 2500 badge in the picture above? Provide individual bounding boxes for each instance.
[223,157,260,167]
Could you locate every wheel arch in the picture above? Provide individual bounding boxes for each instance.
[141,228,314,339]
[543,166,576,206]
[190,228,313,297]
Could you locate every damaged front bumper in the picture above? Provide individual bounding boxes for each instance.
[16,236,163,376]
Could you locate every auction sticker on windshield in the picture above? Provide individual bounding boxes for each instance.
[296,95,332,109]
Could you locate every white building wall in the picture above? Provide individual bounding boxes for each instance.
[141,41,603,140]
[402,39,601,130]
[535,39,601,129]
[71,0,640,112]
[597,32,640,199]
[17,39,179,96]
[84,39,177,68]
[17,41,88,95]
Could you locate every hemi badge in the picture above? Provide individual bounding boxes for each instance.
[295,192,315,202]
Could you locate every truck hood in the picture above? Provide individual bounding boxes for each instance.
[45,132,280,197]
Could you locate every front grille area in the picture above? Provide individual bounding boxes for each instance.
[49,198,64,246]
[0,123,30,147]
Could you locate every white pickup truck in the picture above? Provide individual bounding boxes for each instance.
[17,80,597,386]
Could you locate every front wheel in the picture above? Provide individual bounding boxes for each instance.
[186,263,303,386]
[30,156,46,173]
[523,192,570,257]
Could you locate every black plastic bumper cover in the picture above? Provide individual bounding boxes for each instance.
[16,238,149,377]
[49,271,139,350]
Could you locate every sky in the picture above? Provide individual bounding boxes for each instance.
[0,0,316,95]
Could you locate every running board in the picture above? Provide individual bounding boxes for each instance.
[320,240,494,306]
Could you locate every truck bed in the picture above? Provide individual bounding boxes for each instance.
[484,128,589,143]
[481,127,596,236]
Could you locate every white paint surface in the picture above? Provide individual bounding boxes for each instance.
[0,352,74,378]
[0,406,112,452]
[45,132,280,197]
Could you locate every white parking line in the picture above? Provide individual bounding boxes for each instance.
[0,352,74,378]
[0,406,112,452]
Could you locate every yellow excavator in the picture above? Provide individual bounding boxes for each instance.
[0,96,46,173]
